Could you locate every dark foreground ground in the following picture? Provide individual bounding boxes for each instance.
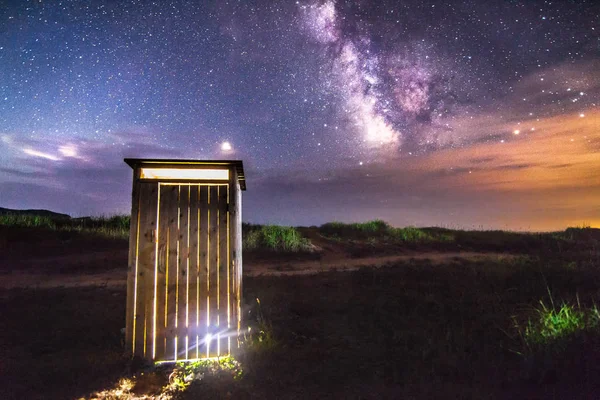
[1,225,599,399]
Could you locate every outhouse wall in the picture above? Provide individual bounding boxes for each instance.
[124,160,243,362]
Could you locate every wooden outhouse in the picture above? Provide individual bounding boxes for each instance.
[124,158,245,362]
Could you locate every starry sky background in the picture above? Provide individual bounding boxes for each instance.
[1,0,598,230]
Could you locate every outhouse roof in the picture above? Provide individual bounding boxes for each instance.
[124,158,246,190]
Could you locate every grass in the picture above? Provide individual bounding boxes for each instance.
[524,301,600,346]
[320,219,452,243]
[243,298,277,352]
[0,213,314,251]
[517,300,600,351]
[82,356,243,399]
[0,213,130,239]
[319,220,600,255]
[507,296,600,384]
[243,224,312,252]
[3,212,597,255]
[163,357,243,396]
[393,226,454,242]
[0,213,58,229]
[319,219,390,238]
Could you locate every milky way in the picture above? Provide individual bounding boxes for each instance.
[0,0,598,229]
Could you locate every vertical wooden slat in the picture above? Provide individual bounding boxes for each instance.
[165,185,179,360]
[155,184,174,360]
[198,186,210,357]
[188,185,200,359]
[208,185,219,357]
[135,182,158,358]
[218,185,229,355]
[177,184,190,359]
[125,169,141,356]
[145,183,160,359]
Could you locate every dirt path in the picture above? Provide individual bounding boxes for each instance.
[0,251,518,289]
[246,251,517,276]
[0,269,127,291]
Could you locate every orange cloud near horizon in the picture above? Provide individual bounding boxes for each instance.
[410,110,599,230]
[334,110,600,231]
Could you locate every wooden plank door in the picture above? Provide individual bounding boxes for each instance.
[153,183,231,361]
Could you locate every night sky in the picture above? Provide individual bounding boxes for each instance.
[1,0,598,230]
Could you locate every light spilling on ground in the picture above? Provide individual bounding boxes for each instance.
[83,356,242,400]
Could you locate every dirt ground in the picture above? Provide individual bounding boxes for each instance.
[1,250,518,289]
[0,225,517,289]
[1,226,599,399]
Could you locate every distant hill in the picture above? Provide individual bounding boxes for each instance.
[0,207,71,220]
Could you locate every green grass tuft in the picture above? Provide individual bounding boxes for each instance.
[524,301,599,347]
[173,356,243,384]
[244,297,277,352]
[392,226,454,242]
[243,224,311,252]
[320,220,390,239]
[319,220,454,243]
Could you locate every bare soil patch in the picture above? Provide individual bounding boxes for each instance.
[0,249,517,289]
